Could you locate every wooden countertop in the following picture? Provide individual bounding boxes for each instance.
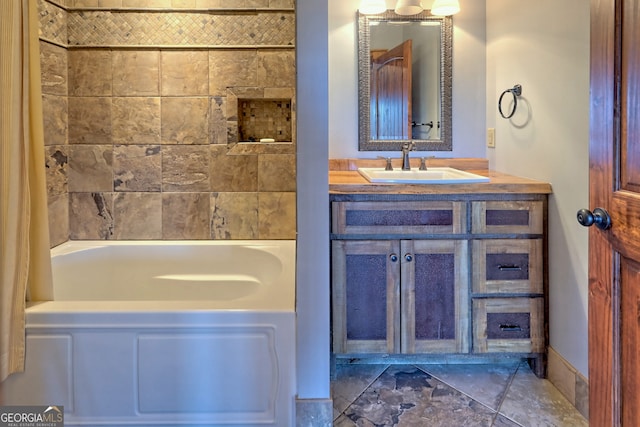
[329,158,553,195]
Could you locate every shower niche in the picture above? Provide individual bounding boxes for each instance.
[238,98,292,143]
[226,87,295,147]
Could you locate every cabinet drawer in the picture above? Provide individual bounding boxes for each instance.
[472,239,543,294]
[332,201,465,235]
[472,201,543,234]
[473,298,544,353]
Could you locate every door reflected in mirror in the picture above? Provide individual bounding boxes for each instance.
[358,11,452,151]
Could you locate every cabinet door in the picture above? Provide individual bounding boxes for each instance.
[331,240,401,354]
[401,240,469,353]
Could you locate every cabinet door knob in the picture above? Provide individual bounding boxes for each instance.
[404,253,413,262]
[390,253,399,262]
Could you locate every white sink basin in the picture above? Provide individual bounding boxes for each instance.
[357,167,490,184]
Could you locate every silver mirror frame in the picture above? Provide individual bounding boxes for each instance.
[358,10,453,151]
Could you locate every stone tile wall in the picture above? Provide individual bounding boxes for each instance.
[41,40,70,246]
[39,0,296,243]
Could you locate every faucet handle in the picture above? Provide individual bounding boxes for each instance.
[377,156,393,170]
[419,156,436,171]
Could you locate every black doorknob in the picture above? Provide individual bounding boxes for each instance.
[577,207,612,230]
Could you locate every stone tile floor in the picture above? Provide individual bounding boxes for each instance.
[331,362,588,426]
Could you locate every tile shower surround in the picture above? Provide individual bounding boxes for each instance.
[39,0,296,244]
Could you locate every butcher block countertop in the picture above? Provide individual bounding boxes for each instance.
[329,158,552,195]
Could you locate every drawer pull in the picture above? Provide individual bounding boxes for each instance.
[499,324,522,332]
[498,265,522,271]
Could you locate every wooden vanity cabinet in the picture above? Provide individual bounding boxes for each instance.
[470,200,547,376]
[331,239,469,354]
[330,194,548,376]
[331,200,469,355]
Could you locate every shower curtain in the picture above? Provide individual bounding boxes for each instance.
[0,0,53,382]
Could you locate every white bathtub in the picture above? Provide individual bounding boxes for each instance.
[0,240,296,427]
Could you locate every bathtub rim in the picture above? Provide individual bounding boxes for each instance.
[50,239,296,256]
[43,239,296,311]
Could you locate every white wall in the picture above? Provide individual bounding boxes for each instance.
[329,0,487,159]
[297,0,330,399]
[486,0,590,376]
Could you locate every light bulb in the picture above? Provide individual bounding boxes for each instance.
[430,0,460,16]
[395,0,423,15]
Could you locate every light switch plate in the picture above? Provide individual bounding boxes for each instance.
[487,128,496,148]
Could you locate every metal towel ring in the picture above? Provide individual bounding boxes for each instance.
[498,84,522,119]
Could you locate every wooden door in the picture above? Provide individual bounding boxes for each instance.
[370,40,412,140]
[588,0,640,425]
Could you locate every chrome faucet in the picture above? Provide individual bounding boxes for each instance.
[420,156,435,171]
[378,156,393,170]
[401,142,415,170]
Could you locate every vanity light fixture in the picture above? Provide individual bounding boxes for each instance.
[359,0,461,16]
[358,0,387,15]
[394,0,423,15]
[430,0,460,16]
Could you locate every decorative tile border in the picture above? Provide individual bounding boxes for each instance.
[39,0,68,46]
[39,0,295,48]
[68,10,294,47]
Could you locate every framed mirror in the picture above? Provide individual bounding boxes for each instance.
[358,10,452,151]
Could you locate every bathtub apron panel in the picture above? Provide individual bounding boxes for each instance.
[0,241,297,427]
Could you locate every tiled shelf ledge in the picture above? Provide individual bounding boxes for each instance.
[40,37,295,50]
[65,45,295,49]
[43,0,70,8]
[67,8,295,12]
[228,142,295,155]
[44,0,294,12]
[40,37,68,50]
